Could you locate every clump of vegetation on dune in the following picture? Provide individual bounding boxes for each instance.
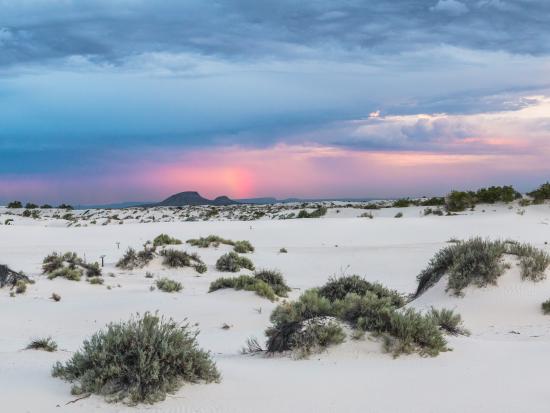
[116,247,155,270]
[263,276,462,358]
[156,277,183,293]
[541,299,550,315]
[43,252,102,281]
[297,206,327,219]
[445,185,522,212]
[187,235,255,254]
[0,265,31,290]
[26,337,58,352]
[209,269,290,301]
[160,249,206,274]
[414,238,550,298]
[52,313,219,405]
[527,182,550,203]
[152,233,182,247]
[215,252,255,272]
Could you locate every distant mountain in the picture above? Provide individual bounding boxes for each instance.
[155,191,239,206]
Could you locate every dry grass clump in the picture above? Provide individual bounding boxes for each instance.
[116,247,155,270]
[233,240,255,253]
[415,238,550,297]
[187,235,234,248]
[153,234,182,247]
[52,313,219,405]
[159,249,206,273]
[26,337,58,352]
[428,308,469,336]
[215,252,255,272]
[155,278,183,293]
[43,252,102,281]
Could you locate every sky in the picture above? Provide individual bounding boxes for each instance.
[1,0,550,204]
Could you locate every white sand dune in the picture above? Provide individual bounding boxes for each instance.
[1,202,549,412]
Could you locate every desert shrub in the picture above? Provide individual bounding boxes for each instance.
[209,275,277,301]
[279,247,288,253]
[22,209,32,217]
[52,313,219,404]
[528,182,550,202]
[429,308,469,336]
[47,267,82,281]
[25,202,38,209]
[88,277,104,285]
[445,190,476,212]
[415,238,550,297]
[505,241,550,281]
[160,249,205,273]
[266,289,448,357]
[153,234,182,247]
[215,252,255,272]
[57,203,74,210]
[318,275,406,308]
[392,199,411,208]
[7,200,22,208]
[394,212,403,218]
[15,279,28,294]
[187,235,234,248]
[156,278,182,293]
[27,337,58,352]
[359,212,374,218]
[420,197,445,206]
[40,204,52,209]
[541,299,550,315]
[116,247,155,270]
[475,185,521,203]
[297,206,328,219]
[253,269,291,297]
[233,240,255,253]
[383,308,448,357]
[287,317,345,358]
[51,292,61,302]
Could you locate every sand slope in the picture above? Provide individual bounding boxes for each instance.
[1,203,549,412]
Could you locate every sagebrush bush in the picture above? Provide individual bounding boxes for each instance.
[209,275,276,301]
[42,252,102,280]
[187,235,234,248]
[160,249,205,273]
[47,267,82,281]
[415,238,550,297]
[318,275,406,308]
[153,234,182,247]
[52,313,219,404]
[253,269,291,297]
[215,252,255,272]
[27,337,58,352]
[429,308,469,336]
[116,247,155,270]
[15,279,28,294]
[287,317,345,358]
[265,289,450,357]
[233,240,255,253]
[156,278,183,293]
[542,299,550,315]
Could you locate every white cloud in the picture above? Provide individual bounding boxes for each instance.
[431,0,469,16]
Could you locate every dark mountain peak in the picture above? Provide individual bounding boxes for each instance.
[156,191,239,206]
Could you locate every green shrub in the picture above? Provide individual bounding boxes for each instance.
[415,238,550,297]
[15,279,28,294]
[445,191,476,212]
[394,212,403,218]
[528,182,550,202]
[215,252,255,272]
[160,249,205,273]
[279,247,288,253]
[286,317,345,358]
[429,308,469,336]
[52,313,219,404]
[475,186,521,203]
[318,275,406,308]
[297,206,327,219]
[186,235,234,248]
[47,267,82,281]
[392,199,411,208]
[25,202,38,209]
[156,278,183,293]
[420,197,445,206]
[253,269,291,297]
[88,277,104,285]
[542,299,550,315]
[116,247,155,270]
[209,275,276,301]
[27,337,58,352]
[43,252,102,280]
[233,240,255,253]
[153,234,182,247]
[7,200,22,208]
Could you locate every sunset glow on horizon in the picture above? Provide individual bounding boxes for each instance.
[1,2,550,204]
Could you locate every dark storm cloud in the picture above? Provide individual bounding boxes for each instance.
[1,0,550,68]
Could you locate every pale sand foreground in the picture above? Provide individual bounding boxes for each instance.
[1,204,550,412]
